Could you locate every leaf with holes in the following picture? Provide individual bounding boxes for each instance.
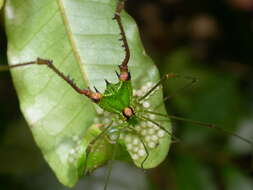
[5,0,171,187]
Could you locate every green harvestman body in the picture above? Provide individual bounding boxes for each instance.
[4,0,253,189]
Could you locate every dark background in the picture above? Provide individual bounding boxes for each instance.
[0,0,253,189]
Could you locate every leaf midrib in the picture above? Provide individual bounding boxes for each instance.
[56,0,89,86]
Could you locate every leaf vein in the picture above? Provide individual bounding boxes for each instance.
[18,8,59,51]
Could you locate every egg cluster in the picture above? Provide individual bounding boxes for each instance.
[67,135,82,164]
[133,81,161,100]
[93,106,114,126]
[121,134,146,160]
[120,121,166,160]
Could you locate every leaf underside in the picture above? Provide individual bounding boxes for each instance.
[4,0,171,187]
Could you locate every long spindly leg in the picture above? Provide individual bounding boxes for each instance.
[143,110,253,146]
[139,73,197,102]
[113,0,131,81]
[9,58,102,102]
[103,134,121,190]
[163,75,198,102]
[126,125,150,169]
[140,115,181,144]
[127,117,177,169]
[129,115,180,168]
[84,121,114,175]
[0,60,40,72]
[139,136,149,169]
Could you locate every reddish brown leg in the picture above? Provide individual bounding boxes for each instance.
[113,0,131,81]
[11,58,102,102]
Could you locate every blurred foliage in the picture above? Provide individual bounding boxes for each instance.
[0,1,3,10]
[0,0,253,190]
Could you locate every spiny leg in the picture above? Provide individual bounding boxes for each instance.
[10,58,102,102]
[143,110,253,146]
[139,73,197,101]
[113,0,131,81]
[84,121,114,175]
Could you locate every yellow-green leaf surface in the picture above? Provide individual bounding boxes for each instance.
[4,0,171,187]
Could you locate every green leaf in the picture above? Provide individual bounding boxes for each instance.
[4,0,171,187]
